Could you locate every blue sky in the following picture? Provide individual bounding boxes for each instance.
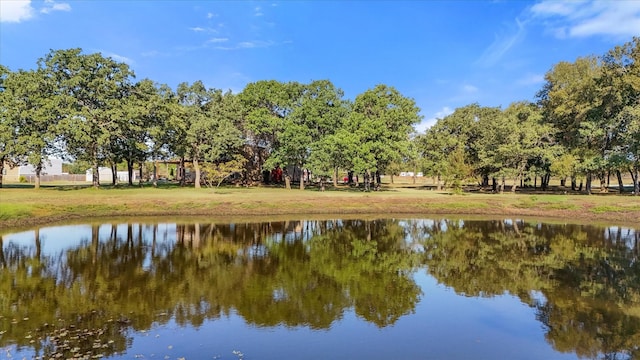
[1,0,639,133]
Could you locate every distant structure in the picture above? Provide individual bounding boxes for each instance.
[85,167,136,183]
[2,158,63,182]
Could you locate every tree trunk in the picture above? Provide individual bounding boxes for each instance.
[127,159,134,186]
[320,177,325,192]
[299,168,305,190]
[34,164,42,189]
[560,177,566,188]
[533,176,537,190]
[634,164,639,196]
[194,157,201,189]
[482,175,489,187]
[599,172,607,193]
[93,158,100,188]
[376,170,382,190]
[391,174,395,184]
[333,167,338,187]
[616,170,625,193]
[284,172,291,189]
[512,176,518,193]
[139,162,144,187]
[499,177,505,194]
[153,160,158,188]
[179,157,186,186]
[364,171,370,192]
[437,175,442,191]
[630,167,638,194]
[585,173,592,195]
[111,162,117,186]
[571,177,577,191]
[492,177,497,192]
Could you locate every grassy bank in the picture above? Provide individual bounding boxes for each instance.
[1,183,639,232]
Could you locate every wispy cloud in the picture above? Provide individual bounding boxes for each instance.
[207,12,216,19]
[530,0,640,39]
[100,51,134,65]
[517,73,545,86]
[254,6,263,16]
[476,17,527,67]
[462,84,479,93]
[189,26,220,35]
[207,37,229,43]
[0,0,34,22]
[215,40,276,50]
[41,0,70,14]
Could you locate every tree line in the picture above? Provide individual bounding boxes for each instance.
[417,37,640,195]
[1,37,638,194]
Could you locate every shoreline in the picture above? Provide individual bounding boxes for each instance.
[2,185,639,232]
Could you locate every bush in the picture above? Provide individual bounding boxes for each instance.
[19,176,27,183]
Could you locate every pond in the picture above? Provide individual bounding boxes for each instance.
[1,218,639,360]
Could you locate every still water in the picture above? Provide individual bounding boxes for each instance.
[1,218,639,360]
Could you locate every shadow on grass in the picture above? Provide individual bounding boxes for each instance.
[305,184,398,193]
[1,183,92,191]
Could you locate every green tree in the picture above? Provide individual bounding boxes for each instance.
[599,37,640,195]
[177,81,244,188]
[279,80,349,190]
[8,69,61,189]
[39,48,135,188]
[419,104,490,190]
[495,102,556,193]
[240,80,301,186]
[538,56,603,194]
[0,65,19,188]
[350,84,422,190]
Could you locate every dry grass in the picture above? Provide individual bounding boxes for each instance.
[1,182,639,232]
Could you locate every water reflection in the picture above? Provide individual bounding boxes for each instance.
[1,219,639,359]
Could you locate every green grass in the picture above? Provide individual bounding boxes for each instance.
[0,203,34,220]
[591,205,625,213]
[1,182,639,231]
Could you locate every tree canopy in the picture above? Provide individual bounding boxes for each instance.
[1,38,639,194]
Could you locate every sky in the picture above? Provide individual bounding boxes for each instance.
[1,0,639,133]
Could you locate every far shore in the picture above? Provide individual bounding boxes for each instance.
[1,183,639,232]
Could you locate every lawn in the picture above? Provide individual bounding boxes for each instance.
[1,182,639,232]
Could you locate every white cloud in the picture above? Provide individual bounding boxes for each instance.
[254,6,263,16]
[102,51,134,65]
[216,40,275,50]
[1,0,71,22]
[462,84,478,93]
[189,26,218,33]
[0,0,34,23]
[207,12,216,19]
[207,37,228,43]
[530,0,640,38]
[517,73,545,86]
[41,0,71,14]
[415,106,453,133]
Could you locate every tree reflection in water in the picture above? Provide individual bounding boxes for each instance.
[1,218,639,359]
[417,219,640,360]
